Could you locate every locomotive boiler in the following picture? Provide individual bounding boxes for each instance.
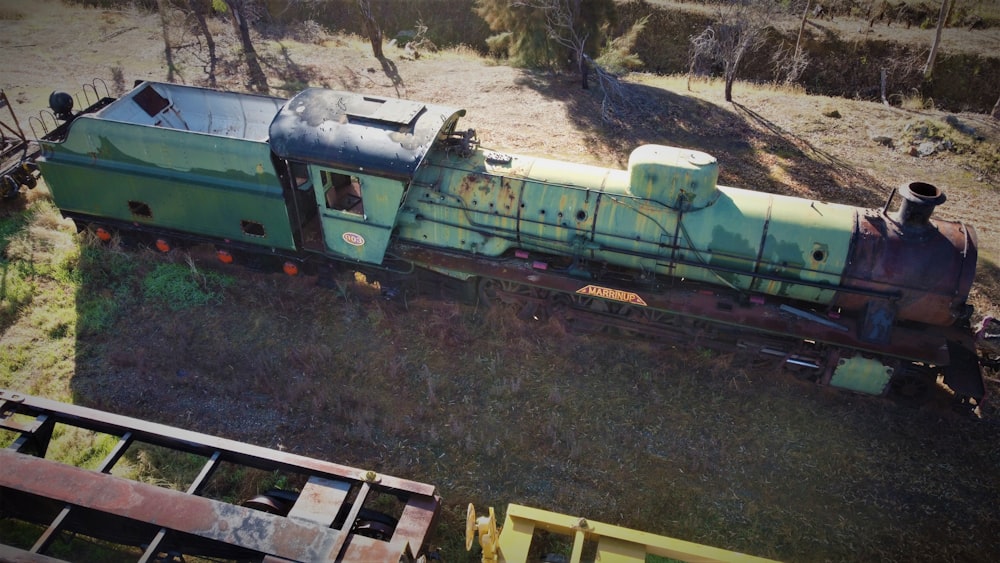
[31,81,986,409]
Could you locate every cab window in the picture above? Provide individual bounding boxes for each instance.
[322,170,364,215]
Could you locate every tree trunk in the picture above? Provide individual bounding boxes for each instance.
[157,0,176,83]
[880,67,890,105]
[188,0,217,87]
[794,0,810,57]
[358,0,384,59]
[992,93,1000,119]
[724,50,745,103]
[924,0,952,79]
[224,0,268,92]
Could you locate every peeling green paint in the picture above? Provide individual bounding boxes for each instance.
[38,114,296,250]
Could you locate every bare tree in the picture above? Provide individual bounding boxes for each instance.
[514,0,591,89]
[794,0,810,57]
[923,0,953,79]
[223,0,268,92]
[771,0,810,86]
[155,0,218,86]
[358,0,384,59]
[187,0,218,87]
[157,0,179,83]
[689,0,771,103]
[508,1,643,123]
[478,0,615,86]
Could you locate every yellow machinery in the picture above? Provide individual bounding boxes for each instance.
[467,503,778,563]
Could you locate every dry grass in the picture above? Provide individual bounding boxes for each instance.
[46,252,998,561]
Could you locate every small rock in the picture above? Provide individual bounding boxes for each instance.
[872,135,894,147]
[822,108,842,118]
[917,141,937,156]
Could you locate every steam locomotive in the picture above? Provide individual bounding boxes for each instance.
[25,80,987,410]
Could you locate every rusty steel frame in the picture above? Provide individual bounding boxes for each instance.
[0,390,440,562]
[1,91,28,151]
[1,89,40,197]
[394,242,985,403]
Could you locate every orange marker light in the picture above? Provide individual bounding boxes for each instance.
[216,250,234,264]
[283,261,299,276]
[95,227,112,242]
[155,239,171,253]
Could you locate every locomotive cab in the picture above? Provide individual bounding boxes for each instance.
[268,88,466,265]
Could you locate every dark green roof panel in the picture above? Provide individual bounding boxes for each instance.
[268,89,466,180]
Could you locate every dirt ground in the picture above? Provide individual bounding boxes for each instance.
[3,1,1000,561]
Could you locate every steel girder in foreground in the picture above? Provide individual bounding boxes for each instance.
[0,389,439,562]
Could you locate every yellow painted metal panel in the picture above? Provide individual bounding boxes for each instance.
[485,504,778,563]
[594,535,647,562]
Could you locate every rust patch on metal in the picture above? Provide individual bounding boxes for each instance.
[838,210,977,326]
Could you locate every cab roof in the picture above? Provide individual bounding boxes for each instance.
[268,88,466,180]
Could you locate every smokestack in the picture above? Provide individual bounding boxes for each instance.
[895,182,946,229]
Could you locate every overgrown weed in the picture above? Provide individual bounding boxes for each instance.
[142,258,234,311]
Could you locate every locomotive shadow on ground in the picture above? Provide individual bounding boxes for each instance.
[513,72,889,208]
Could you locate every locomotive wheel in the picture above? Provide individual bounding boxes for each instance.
[890,373,929,399]
[549,293,581,331]
[549,292,615,333]
[632,307,676,328]
[242,489,298,516]
[567,293,639,335]
[888,365,932,406]
[351,508,398,541]
[784,361,821,383]
[478,278,549,321]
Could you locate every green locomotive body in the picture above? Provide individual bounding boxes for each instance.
[39,84,300,251]
[404,144,855,307]
[35,81,984,405]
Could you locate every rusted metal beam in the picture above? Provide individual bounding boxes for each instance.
[0,390,436,497]
[0,390,441,562]
[1,449,381,560]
